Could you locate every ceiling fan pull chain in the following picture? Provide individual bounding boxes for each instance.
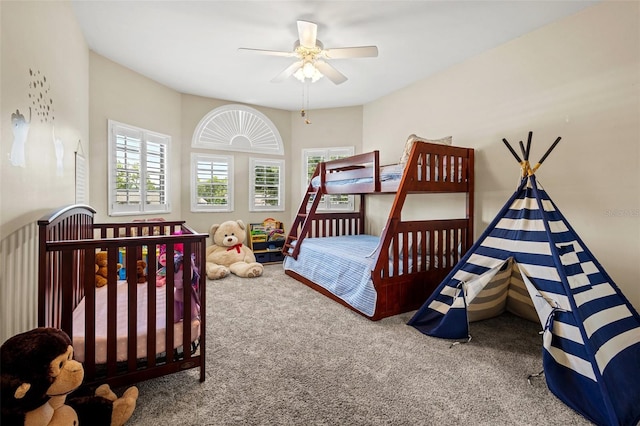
[305,83,311,124]
[300,82,312,124]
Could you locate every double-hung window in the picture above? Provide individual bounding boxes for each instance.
[191,153,234,212]
[249,158,284,212]
[108,120,170,216]
[302,147,355,211]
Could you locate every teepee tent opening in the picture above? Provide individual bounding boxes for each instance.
[408,133,640,426]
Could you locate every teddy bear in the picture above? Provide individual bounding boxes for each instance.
[95,252,122,288]
[205,220,263,280]
[1,327,138,426]
[136,260,147,284]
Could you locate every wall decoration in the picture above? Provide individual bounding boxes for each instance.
[28,68,55,124]
[9,108,30,167]
[9,69,57,168]
[53,126,64,176]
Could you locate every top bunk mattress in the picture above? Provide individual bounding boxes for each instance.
[311,164,403,188]
[311,163,465,189]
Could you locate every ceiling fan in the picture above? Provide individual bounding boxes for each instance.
[238,20,378,85]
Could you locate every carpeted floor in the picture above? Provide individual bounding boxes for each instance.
[123,264,593,425]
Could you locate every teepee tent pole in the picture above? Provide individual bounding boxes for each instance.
[502,138,522,163]
[537,136,561,165]
[519,140,527,161]
[532,136,562,173]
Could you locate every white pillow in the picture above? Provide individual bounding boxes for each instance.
[399,134,452,167]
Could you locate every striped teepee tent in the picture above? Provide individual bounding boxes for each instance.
[408,133,640,426]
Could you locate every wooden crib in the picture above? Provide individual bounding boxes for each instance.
[38,204,207,388]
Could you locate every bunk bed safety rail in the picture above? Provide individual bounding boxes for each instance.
[373,218,470,281]
[404,143,473,192]
[321,151,380,193]
[293,212,365,239]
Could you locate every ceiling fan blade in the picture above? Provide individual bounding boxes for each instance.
[314,60,348,85]
[238,48,295,58]
[322,46,379,59]
[297,20,317,48]
[271,61,303,83]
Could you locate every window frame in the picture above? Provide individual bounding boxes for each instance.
[249,157,285,212]
[302,146,355,212]
[107,120,170,216]
[190,153,234,213]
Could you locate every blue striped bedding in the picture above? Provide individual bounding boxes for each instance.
[283,235,379,317]
[310,163,463,188]
[311,164,403,188]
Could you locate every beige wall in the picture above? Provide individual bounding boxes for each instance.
[0,0,89,342]
[288,106,363,225]
[89,52,183,223]
[362,0,640,309]
[86,45,362,240]
[180,94,293,234]
[0,0,89,238]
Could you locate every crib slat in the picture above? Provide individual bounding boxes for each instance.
[182,243,192,361]
[125,247,138,372]
[165,244,175,364]
[147,243,158,368]
[106,249,117,378]
[84,250,97,380]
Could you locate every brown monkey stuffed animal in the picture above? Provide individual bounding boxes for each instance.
[1,327,138,426]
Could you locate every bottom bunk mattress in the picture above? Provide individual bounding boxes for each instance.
[72,280,201,364]
[283,235,379,317]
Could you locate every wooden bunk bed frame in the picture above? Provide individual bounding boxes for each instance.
[38,204,207,388]
[283,141,474,320]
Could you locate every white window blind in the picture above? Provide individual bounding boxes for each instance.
[250,158,284,212]
[108,120,170,216]
[191,153,234,212]
[192,104,284,155]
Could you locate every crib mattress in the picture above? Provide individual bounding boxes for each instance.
[72,280,200,364]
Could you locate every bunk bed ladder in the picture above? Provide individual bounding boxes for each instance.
[284,167,324,260]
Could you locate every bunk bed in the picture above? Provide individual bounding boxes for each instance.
[283,140,474,320]
[38,204,207,388]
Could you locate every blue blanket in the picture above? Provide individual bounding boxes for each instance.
[283,235,379,317]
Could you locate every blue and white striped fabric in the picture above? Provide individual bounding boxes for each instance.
[310,164,403,188]
[408,175,640,426]
[283,235,378,317]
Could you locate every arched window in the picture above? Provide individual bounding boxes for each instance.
[192,104,283,155]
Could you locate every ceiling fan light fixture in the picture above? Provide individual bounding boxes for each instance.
[293,61,323,83]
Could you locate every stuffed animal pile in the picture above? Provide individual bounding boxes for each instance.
[1,327,138,426]
[205,220,263,280]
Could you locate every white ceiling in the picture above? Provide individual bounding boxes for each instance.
[72,1,598,112]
